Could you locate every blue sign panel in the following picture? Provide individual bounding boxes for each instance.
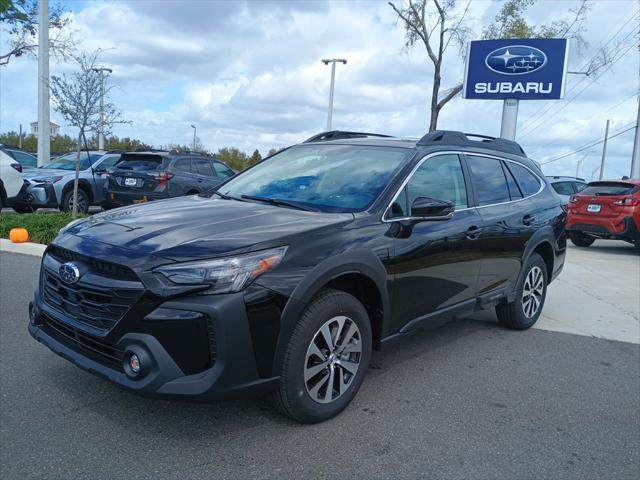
[463,38,569,100]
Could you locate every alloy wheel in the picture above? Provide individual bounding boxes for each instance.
[522,265,544,318]
[69,191,88,212]
[304,315,362,404]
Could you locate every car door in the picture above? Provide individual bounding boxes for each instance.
[212,160,236,180]
[172,158,194,194]
[465,154,539,295]
[91,154,120,203]
[387,153,484,331]
[191,157,219,191]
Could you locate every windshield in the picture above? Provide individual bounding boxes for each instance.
[45,152,102,171]
[220,144,412,213]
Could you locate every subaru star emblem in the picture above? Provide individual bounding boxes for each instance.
[485,45,547,75]
[59,262,81,284]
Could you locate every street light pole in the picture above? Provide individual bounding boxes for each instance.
[598,119,611,180]
[321,58,347,131]
[191,124,196,151]
[91,67,112,150]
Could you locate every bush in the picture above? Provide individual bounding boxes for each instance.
[0,212,86,245]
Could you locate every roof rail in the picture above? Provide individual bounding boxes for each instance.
[303,130,393,143]
[133,147,168,153]
[416,130,526,157]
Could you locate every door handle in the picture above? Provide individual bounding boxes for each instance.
[523,214,535,226]
[465,225,482,240]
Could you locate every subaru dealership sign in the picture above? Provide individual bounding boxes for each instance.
[463,39,569,100]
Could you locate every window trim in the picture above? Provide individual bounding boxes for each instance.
[381,150,545,223]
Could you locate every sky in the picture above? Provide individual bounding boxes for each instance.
[0,0,638,179]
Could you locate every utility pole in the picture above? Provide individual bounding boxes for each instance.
[500,98,519,140]
[37,0,50,167]
[599,119,610,180]
[576,152,589,178]
[321,58,347,131]
[631,98,640,178]
[190,124,196,152]
[91,67,112,150]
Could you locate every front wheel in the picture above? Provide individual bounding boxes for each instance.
[271,289,372,423]
[62,188,90,214]
[496,253,548,330]
[569,231,595,247]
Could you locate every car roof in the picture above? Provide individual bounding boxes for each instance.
[546,176,586,182]
[300,130,528,158]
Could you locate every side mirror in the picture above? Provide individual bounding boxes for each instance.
[410,197,454,220]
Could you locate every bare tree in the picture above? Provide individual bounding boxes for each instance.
[50,50,128,217]
[389,0,472,131]
[0,0,75,66]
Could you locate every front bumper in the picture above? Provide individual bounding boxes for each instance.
[29,288,279,400]
[12,182,59,208]
[567,215,639,242]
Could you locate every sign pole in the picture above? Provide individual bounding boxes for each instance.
[500,98,519,140]
[598,119,610,180]
[37,0,50,168]
[631,98,639,178]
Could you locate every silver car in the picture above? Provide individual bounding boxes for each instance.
[546,176,587,206]
[21,151,121,213]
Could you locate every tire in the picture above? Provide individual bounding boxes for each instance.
[270,288,372,423]
[12,205,37,214]
[62,187,90,214]
[569,231,595,247]
[496,253,547,330]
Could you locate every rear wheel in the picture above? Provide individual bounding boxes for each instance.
[271,289,372,423]
[569,231,595,247]
[496,253,547,330]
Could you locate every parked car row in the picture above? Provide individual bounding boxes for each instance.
[0,147,235,213]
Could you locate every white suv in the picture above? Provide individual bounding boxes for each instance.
[0,150,25,209]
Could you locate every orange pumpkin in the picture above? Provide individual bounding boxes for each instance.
[9,228,29,243]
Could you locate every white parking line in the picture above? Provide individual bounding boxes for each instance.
[536,242,640,344]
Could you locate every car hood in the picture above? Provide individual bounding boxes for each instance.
[23,168,73,179]
[65,195,354,261]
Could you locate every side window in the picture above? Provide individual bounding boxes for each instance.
[506,162,541,197]
[97,155,120,169]
[213,161,234,178]
[193,158,214,176]
[551,181,575,195]
[573,182,587,193]
[389,154,467,218]
[502,161,523,200]
[174,158,193,173]
[466,155,510,206]
[10,150,37,168]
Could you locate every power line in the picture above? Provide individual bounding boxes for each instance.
[539,125,635,165]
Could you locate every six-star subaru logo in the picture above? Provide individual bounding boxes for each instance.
[485,45,547,75]
[59,262,81,284]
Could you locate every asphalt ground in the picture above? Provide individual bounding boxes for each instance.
[1,246,638,480]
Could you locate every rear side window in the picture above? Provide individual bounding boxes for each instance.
[97,155,120,169]
[551,181,575,195]
[193,158,213,176]
[502,162,523,200]
[573,182,587,192]
[174,158,193,173]
[581,182,638,196]
[115,154,164,172]
[466,155,510,206]
[213,160,234,178]
[507,162,541,197]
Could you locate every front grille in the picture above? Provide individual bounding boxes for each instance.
[42,313,124,369]
[206,318,217,366]
[48,245,138,281]
[42,248,144,332]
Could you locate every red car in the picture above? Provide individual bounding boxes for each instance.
[566,178,640,252]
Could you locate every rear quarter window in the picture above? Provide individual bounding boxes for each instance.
[506,162,541,197]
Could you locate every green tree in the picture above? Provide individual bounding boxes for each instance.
[216,147,249,171]
[0,0,75,66]
[248,149,262,166]
[267,148,280,157]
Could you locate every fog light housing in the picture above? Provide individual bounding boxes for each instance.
[123,347,151,379]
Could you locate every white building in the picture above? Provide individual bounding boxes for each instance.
[30,121,60,137]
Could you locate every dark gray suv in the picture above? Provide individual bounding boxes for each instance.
[104,151,235,207]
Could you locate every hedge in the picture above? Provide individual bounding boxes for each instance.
[0,212,86,245]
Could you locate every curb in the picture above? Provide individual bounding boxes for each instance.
[0,238,47,257]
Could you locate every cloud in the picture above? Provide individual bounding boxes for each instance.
[0,0,636,178]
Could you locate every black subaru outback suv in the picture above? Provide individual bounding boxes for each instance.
[29,130,566,423]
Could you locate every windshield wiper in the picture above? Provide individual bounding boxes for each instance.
[206,190,235,200]
[240,194,319,212]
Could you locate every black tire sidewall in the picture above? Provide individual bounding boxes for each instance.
[569,231,595,247]
[280,290,372,423]
[63,188,89,213]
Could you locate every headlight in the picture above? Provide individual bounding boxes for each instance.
[155,246,288,294]
[32,176,63,184]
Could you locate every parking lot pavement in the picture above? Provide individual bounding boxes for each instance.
[1,249,639,480]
